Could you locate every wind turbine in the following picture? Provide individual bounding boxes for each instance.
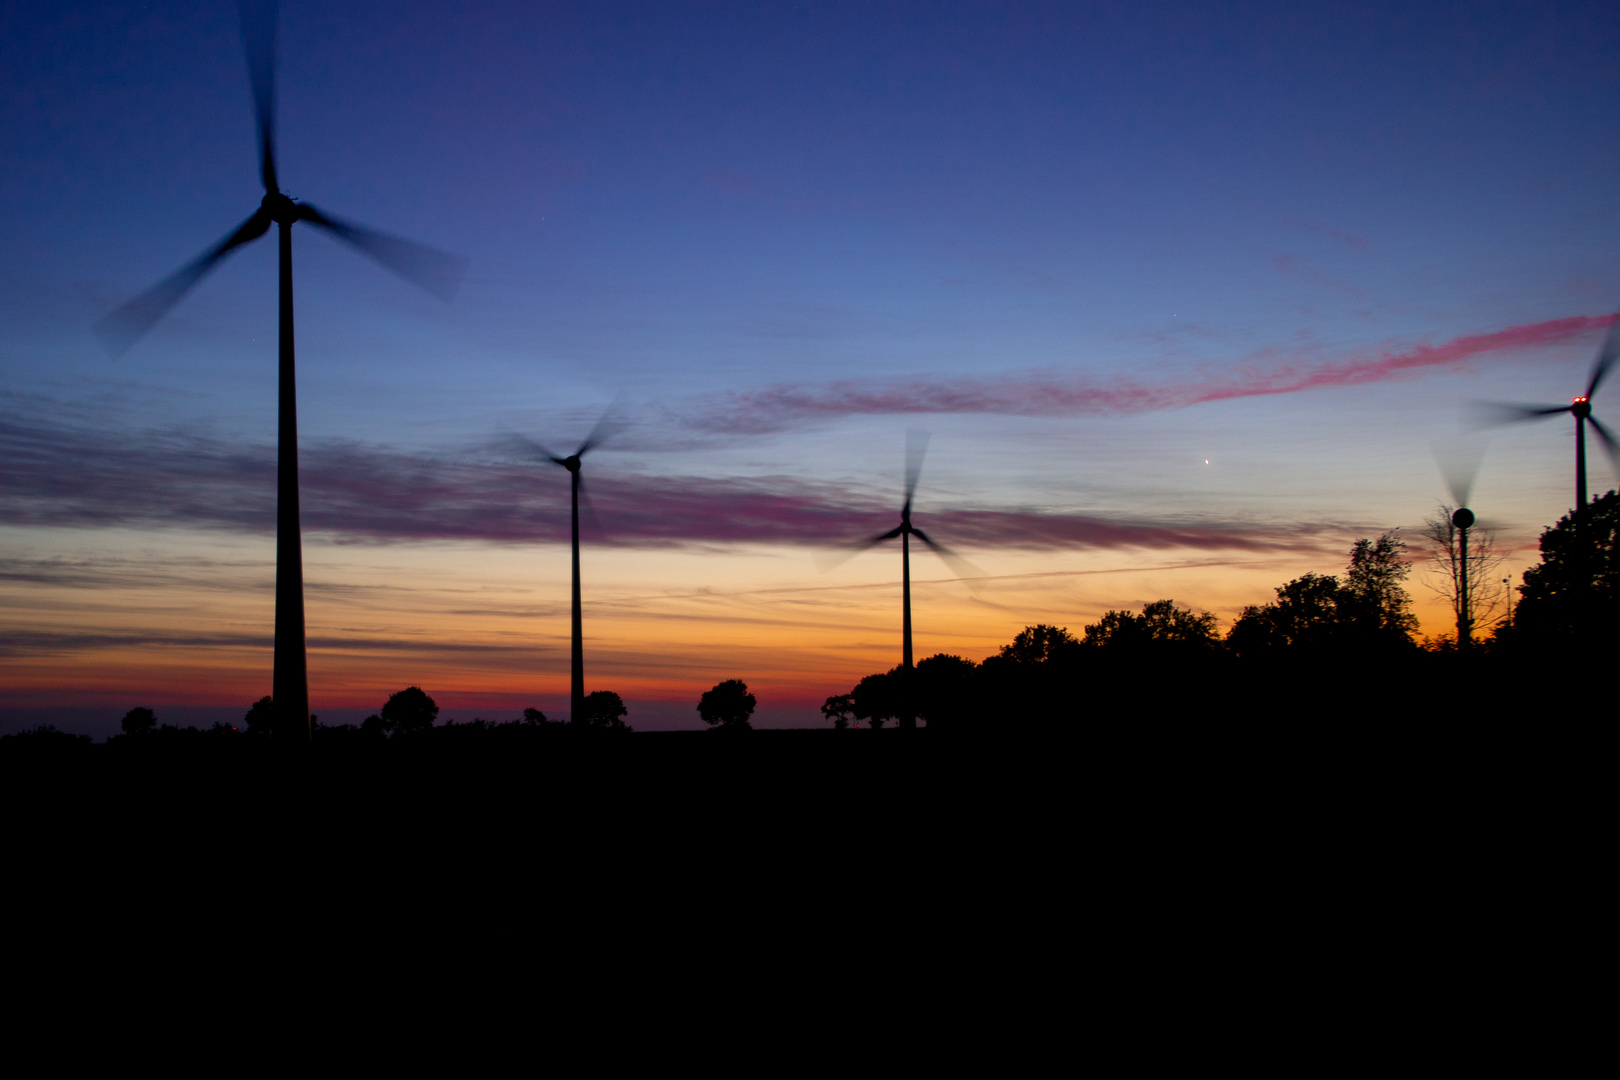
[95,1,465,741]
[844,432,977,729]
[518,410,617,726]
[1478,312,1620,509]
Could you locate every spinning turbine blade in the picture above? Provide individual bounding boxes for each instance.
[904,429,930,510]
[95,208,273,355]
[506,433,566,464]
[576,473,608,539]
[1470,401,1572,427]
[1591,415,1620,473]
[1585,312,1620,399]
[910,526,985,583]
[1432,438,1485,508]
[575,401,625,457]
[238,0,279,193]
[815,525,902,573]
[297,204,468,300]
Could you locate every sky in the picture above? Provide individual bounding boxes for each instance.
[4,0,1619,733]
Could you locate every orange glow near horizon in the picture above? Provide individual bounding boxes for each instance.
[0,522,1523,720]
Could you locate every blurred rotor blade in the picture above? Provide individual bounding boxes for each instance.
[1468,401,1571,428]
[296,203,467,300]
[903,429,931,510]
[1591,414,1620,474]
[911,527,986,585]
[238,0,279,192]
[815,525,902,573]
[95,207,273,355]
[504,432,566,465]
[1432,438,1486,509]
[576,396,628,456]
[1585,312,1620,399]
[576,473,608,541]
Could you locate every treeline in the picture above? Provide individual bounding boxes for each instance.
[823,493,1620,728]
[3,675,766,751]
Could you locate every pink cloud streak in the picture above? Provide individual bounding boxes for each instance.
[705,314,1613,431]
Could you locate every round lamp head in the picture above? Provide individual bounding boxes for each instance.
[1452,507,1475,530]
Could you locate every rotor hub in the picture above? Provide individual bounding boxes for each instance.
[1452,507,1475,530]
[1572,397,1591,419]
[261,191,298,225]
[564,456,582,473]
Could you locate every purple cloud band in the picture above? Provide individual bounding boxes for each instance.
[695,314,1613,432]
[0,408,1329,552]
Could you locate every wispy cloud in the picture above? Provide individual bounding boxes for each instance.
[0,629,270,659]
[688,314,1613,433]
[0,627,555,660]
[1,407,1333,552]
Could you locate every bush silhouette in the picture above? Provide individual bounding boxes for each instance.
[121,707,157,736]
[698,679,756,729]
[578,691,631,731]
[821,693,855,729]
[380,686,439,737]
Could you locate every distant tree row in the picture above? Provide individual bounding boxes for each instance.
[94,684,634,745]
[821,496,1620,727]
[81,675,764,747]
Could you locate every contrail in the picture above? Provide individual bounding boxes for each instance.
[700,313,1614,431]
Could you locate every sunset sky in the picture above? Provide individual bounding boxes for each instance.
[4,0,1619,733]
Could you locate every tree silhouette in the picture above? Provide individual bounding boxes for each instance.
[913,653,978,729]
[1510,490,1620,646]
[1227,573,1342,653]
[1083,601,1218,651]
[975,625,1083,723]
[243,696,275,737]
[522,707,556,726]
[999,624,1081,664]
[698,679,756,729]
[121,707,157,736]
[1227,536,1418,656]
[579,690,631,731]
[820,693,856,729]
[1341,532,1418,644]
[850,670,900,728]
[381,686,439,737]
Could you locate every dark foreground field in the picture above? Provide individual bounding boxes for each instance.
[4,723,1602,884]
[2,722,1600,1067]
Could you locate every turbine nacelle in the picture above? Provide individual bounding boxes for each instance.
[1451,506,1475,530]
[261,190,298,224]
[1573,396,1591,419]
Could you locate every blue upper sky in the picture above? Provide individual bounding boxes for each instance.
[4,0,1619,545]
